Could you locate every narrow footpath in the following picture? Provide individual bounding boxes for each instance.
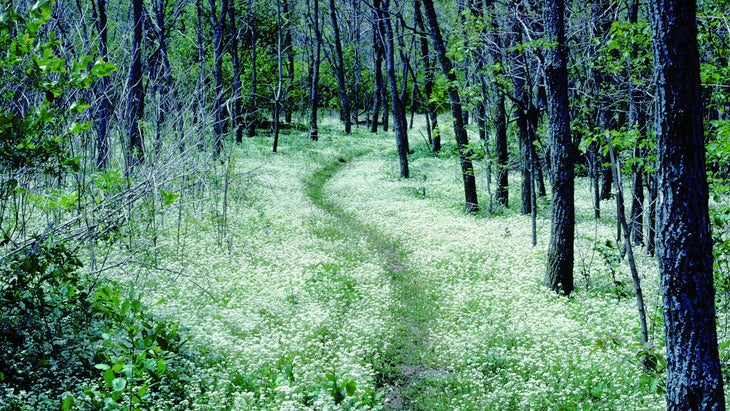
[304,155,443,410]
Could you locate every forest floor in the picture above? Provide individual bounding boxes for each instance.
[126,120,668,410]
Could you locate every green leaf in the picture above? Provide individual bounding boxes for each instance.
[61,395,74,411]
[345,380,356,396]
[112,377,127,392]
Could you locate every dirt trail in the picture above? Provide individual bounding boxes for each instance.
[304,156,441,410]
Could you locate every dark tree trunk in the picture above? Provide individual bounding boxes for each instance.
[544,0,575,295]
[371,0,386,133]
[509,12,532,215]
[273,0,283,153]
[196,0,207,150]
[308,0,321,141]
[414,0,439,152]
[95,0,110,169]
[246,0,258,137]
[329,0,352,133]
[379,0,409,178]
[151,0,173,157]
[126,0,146,173]
[229,1,244,143]
[210,0,228,155]
[422,0,478,213]
[649,1,726,408]
[486,0,507,207]
[284,0,294,124]
[628,0,645,246]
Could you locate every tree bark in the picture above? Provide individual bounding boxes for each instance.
[379,0,409,178]
[370,0,386,133]
[126,0,146,173]
[95,0,110,169]
[422,0,478,213]
[245,0,258,137]
[486,0,507,207]
[544,0,575,295]
[329,0,352,133]
[413,0,439,152]
[229,0,244,143]
[210,0,228,155]
[627,0,645,246]
[308,0,322,141]
[649,1,726,408]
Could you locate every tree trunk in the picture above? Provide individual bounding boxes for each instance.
[414,0,439,152]
[196,0,207,151]
[329,0,352,133]
[308,0,321,141]
[544,0,575,295]
[284,0,294,124]
[210,0,228,155]
[229,0,244,143]
[273,0,283,153]
[486,0,507,207]
[126,0,146,173]
[95,0,110,169]
[627,0,645,246]
[509,12,532,215]
[379,0,409,178]
[246,0,258,137]
[649,1,726,408]
[371,0,386,133]
[422,0,478,213]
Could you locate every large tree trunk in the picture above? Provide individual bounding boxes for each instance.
[379,0,409,178]
[544,0,575,295]
[126,0,146,173]
[422,0,478,213]
[649,1,726,408]
[284,0,294,124]
[329,0,352,133]
[95,0,110,169]
[308,0,321,141]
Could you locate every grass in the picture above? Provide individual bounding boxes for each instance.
[35,116,670,410]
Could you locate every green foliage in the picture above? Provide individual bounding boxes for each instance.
[0,1,112,175]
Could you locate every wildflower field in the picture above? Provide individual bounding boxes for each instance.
[100,119,669,410]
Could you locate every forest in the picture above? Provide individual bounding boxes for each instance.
[1,0,729,409]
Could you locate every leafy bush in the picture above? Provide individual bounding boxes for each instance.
[0,239,201,410]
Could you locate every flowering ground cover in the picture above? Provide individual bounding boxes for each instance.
[110,120,667,410]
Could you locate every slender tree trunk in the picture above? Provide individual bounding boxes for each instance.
[329,0,352,133]
[126,0,146,173]
[308,0,321,141]
[371,0,386,133]
[544,0,575,295]
[273,0,283,152]
[196,0,207,150]
[246,0,258,137]
[229,1,244,143]
[379,0,409,178]
[628,0,645,246]
[649,1,725,408]
[486,0,507,207]
[509,12,532,215]
[284,0,294,124]
[210,0,228,155]
[151,0,173,157]
[95,0,110,169]
[414,0,439,152]
[422,0,478,213]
